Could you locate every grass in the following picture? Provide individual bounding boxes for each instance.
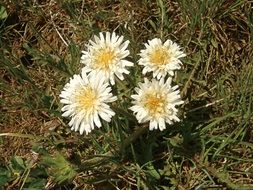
[0,0,253,189]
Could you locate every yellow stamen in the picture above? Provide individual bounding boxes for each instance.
[76,87,97,112]
[150,48,170,65]
[143,93,166,115]
[95,48,115,70]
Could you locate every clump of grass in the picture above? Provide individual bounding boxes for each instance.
[0,0,253,189]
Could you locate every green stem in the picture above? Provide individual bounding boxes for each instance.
[120,124,149,151]
[78,125,149,171]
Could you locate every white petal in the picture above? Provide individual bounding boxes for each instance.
[149,120,157,130]
[158,118,166,131]
[94,111,102,128]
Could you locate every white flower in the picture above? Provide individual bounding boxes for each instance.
[138,38,186,79]
[130,78,184,131]
[81,32,134,85]
[59,70,117,135]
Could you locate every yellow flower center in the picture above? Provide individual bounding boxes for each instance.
[76,87,97,112]
[143,93,166,116]
[95,48,115,70]
[150,48,170,65]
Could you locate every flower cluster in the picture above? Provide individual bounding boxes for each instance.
[60,32,185,135]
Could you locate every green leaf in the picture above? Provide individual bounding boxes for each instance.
[0,166,11,189]
[22,179,47,190]
[0,5,7,20]
[11,156,26,171]
[42,153,77,184]
[146,163,160,180]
